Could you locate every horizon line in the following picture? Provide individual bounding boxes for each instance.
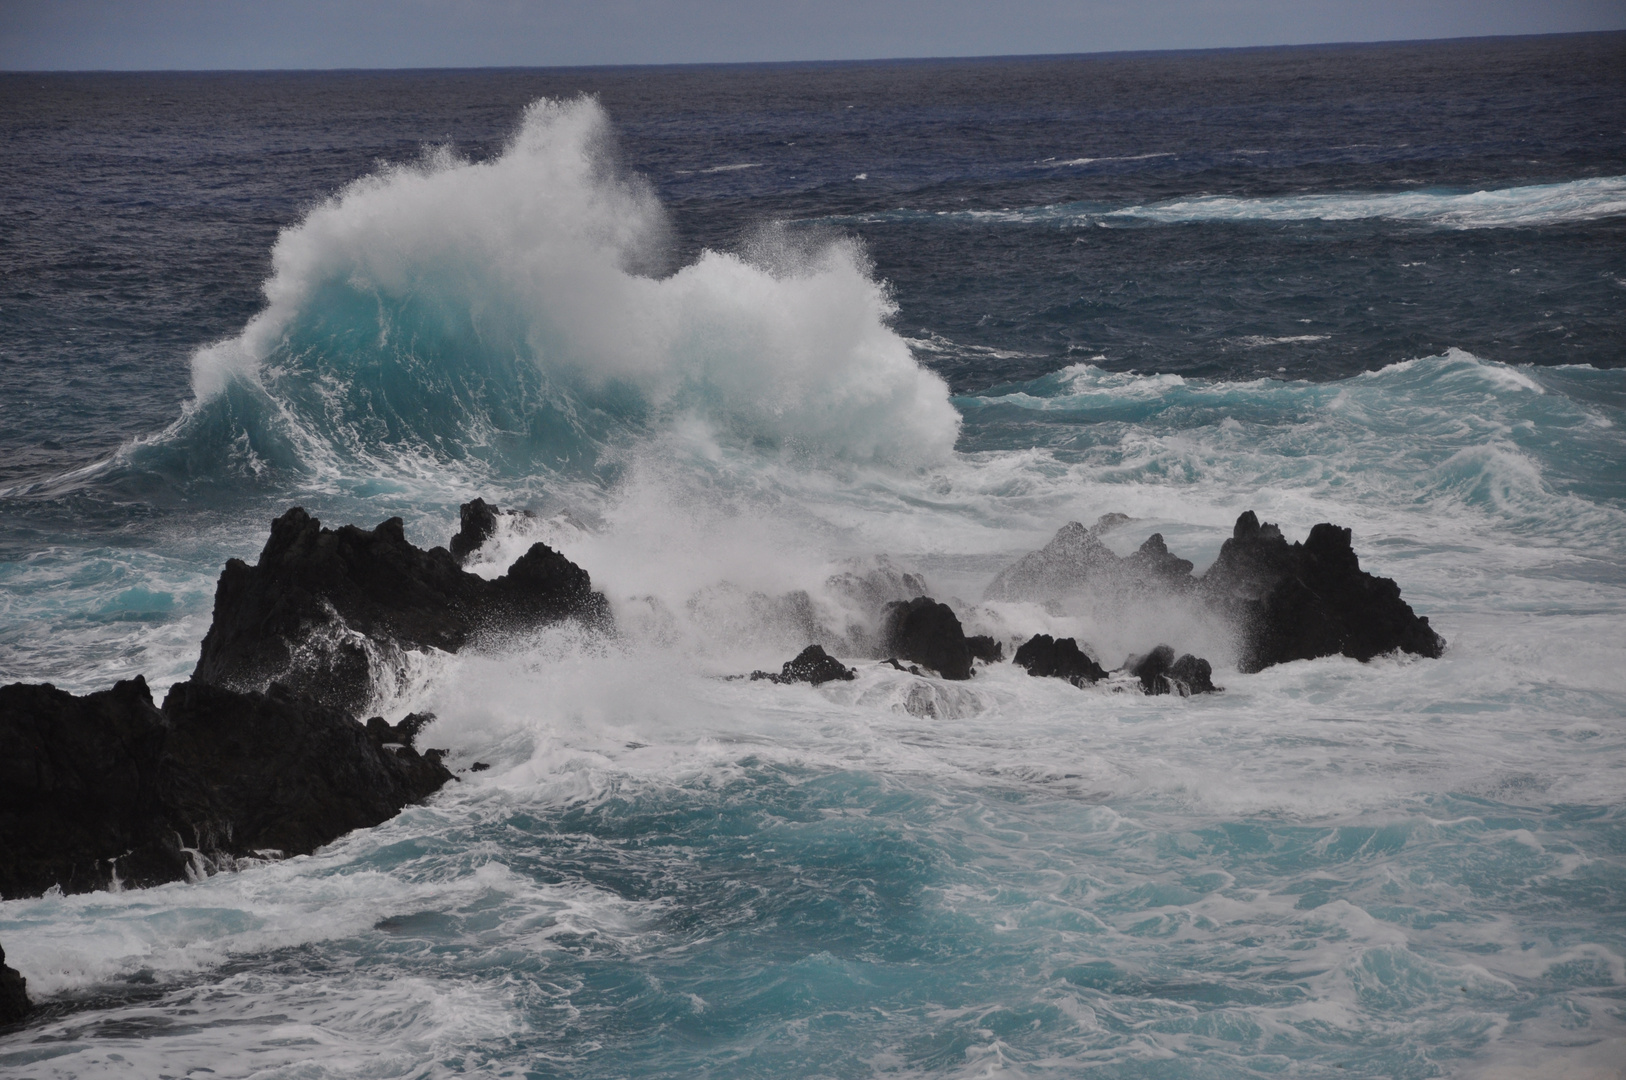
[3,28,1620,76]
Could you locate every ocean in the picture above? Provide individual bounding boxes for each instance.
[1,33,1624,1078]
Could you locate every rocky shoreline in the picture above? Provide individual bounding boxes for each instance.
[0,502,1443,1022]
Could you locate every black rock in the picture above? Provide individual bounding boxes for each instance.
[0,676,181,898]
[0,676,453,901]
[966,635,1004,664]
[880,597,974,680]
[0,941,26,1025]
[193,507,611,714]
[449,498,502,564]
[364,711,434,749]
[1126,645,1219,696]
[1203,512,1445,672]
[751,644,857,686]
[1012,634,1109,686]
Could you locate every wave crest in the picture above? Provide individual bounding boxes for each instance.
[170,96,957,486]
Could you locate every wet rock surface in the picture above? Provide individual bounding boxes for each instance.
[1012,634,1109,686]
[448,497,502,564]
[193,506,611,714]
[0,675,453,902]
[1203,512,1445,672]
[987,511,1443,673]
[0,942,26,1025]
[751,645,857,686]
[880,597,974,680]
[965,635,1004,664]
[1126,645,1220,696]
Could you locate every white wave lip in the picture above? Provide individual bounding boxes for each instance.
[1116,175,1626,229]
[837,175,1626,231]
[187,96,959,471]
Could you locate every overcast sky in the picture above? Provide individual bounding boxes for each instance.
[2,0,1622,70]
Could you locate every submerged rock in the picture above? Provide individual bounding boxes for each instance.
[1125,645,1219,696]
[880,597,974,680]
[0,675,452,901]
[0,942,26,1025]
[751,645,857,686]
[193,506,611,715]
[1012,634,1109,686]
[1203,512,1445,672]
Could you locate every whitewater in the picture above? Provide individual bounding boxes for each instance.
[3,44,1626,1080]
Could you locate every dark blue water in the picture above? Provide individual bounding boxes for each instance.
[2,34,1624,1079]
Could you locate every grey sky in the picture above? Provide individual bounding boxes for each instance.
[2,0,1622,70]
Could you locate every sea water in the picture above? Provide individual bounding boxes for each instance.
[1,36,1624,1078]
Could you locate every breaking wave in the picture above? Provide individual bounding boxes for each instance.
[120,97,959,490]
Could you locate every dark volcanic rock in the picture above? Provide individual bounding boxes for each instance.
[365,711,436,748]
[0,676,181,898]
[1203,512,1445,672]
[193,507,611,714]
[880,597,974,680]
[0,942,26,1025]
[160,681,451,864]
[966,635,1004,664]
[1012,634,1109,686]
[1126,645,1219,696]
[0,676,452,901]
[751,645,857,686]
[449,498,501,564]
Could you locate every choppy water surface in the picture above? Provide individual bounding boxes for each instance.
[1,35,1624,1079]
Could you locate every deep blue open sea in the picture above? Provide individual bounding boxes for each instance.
[2,34,1625,1078]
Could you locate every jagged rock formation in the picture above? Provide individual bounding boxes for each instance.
[880,597,974,680]
[966,635,1004,664]
[193,507,611,714]
[0,675,452,901]
[986,511,1443,673]
[449,497,502,564]
[1203,512,1445,672]
[983,517,1131,602]
[1012,634,1110,686]
[1125,645,1219,696]
[0,942,26,1025]
[751,645,857,686]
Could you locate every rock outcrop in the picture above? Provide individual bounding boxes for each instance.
[880,597,974,680]
[193,506,611,714]
[751,645,857,686]
[0,675,452,901]
[1125,645,1219,696]
[1203,512,1445,672]
[966,635,1004,664]
[0,942,26,1025]
[983,517,1134,602]
[449,497,502,564]
[987,511,1443,674]
[1012,634,1109,686]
